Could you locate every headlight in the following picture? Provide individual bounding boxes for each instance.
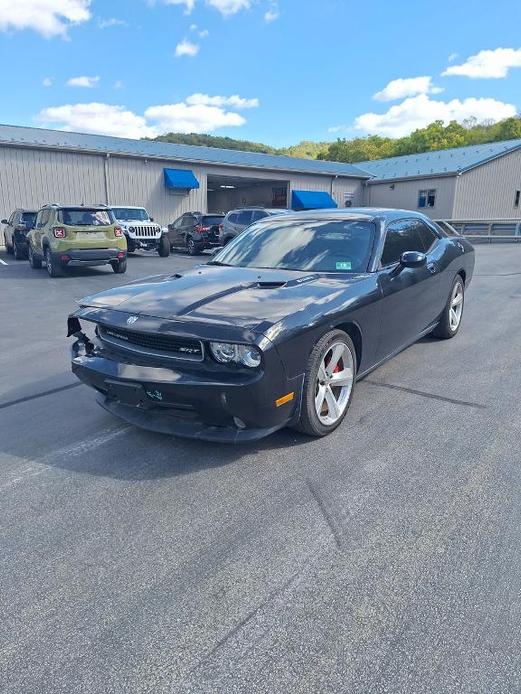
[209,342,262,368]
[129,226,135,233]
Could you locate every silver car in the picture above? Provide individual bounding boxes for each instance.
[220,207,293,246]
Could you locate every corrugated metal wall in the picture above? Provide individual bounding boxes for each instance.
[363,176,457,218]
[453,149,521,219]
[0,145,365,226]
[0,146,106,213]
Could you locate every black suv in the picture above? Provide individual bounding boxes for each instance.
[2,209,38,259]
[167,212,224,255]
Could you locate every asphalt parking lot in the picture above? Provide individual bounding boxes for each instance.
[1,244,521,693]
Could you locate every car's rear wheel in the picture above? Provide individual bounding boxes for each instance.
[45,248,63,277]
[432,275,465,339]
[111,259,127,274]
[293,329,356,437]
[158,235,170,257]
[186,236,199,256]
[28,244,42,269]
[13,239,25,260]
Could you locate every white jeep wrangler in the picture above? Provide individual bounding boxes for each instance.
[111,206,170,256]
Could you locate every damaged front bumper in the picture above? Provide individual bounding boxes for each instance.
[67,315,303,443]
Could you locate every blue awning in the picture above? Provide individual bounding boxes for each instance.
[291,190,338,210]
[163,168,200,190]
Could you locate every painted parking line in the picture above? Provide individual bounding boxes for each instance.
[0,257,8,265]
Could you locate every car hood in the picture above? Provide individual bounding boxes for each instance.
[78,265,367,333]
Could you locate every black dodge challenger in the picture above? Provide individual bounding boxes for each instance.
[68,209,474,442]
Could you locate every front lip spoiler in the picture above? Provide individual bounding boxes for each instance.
[96,395,285,443]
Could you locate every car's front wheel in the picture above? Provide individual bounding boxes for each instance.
[158,235,170,257]
[432,275,465,339]
[293,329,356,437]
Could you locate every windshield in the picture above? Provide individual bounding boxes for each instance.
[211,218,376,273]
[58,208,113,226]
[112,208,150,222]
[21,212,37,227]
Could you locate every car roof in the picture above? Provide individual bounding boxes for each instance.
[110,205,147,209]
[270,208,432,222]
[41,203,110,210]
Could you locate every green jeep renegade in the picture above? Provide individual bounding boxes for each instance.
[27,204,127,277]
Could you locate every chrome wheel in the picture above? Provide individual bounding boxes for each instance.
[449,281,464,332]
[314,341,354,426]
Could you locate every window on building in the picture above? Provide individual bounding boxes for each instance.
[418,189,436,209]
[515,190,520,208]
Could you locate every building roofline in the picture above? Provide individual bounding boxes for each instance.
[0,123,371,180]
[359,138,521,182]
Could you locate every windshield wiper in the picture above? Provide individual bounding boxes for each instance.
[207,260,232,267]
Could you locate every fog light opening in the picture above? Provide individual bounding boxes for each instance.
[233,417,246,430]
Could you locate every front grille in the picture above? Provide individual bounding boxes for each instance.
[130,225,159,238]
[100,326,204,361]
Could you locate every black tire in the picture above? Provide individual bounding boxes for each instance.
[111,259,127,274]
[28,244,42,269]
[45,247,63,277]
[186,236,199,256]
[158,235,170,257]
[5,234,13,254]
[431,275,465,339]
[292,329,357,437]
[13,239,25,260]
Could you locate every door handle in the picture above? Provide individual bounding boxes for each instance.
[427,262,438,274]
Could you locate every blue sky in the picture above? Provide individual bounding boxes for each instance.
[0,0,520,147]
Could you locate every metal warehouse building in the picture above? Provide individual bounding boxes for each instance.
[1,124,520,225]
[360,139,521,220]
[0,124,370,226]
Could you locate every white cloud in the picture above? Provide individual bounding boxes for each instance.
[207,0,251,15]
[448,52,458,63]
[374,76,443,102]
[198,28,209,37]
[36,93,258,137]
[186,93,259,108]
[37,103,155,138]
[443,47,521,79]
[161,0,250,14]
[113,80,124,89]
[98,17,126,29]
[265,1,279,21]
[42,77,53,87]
[354,94,517,138]
[0,0,91,38]
[163,0,196,14]
[67,75,100,88]
[175,39,199,57]
[145,103,246,132]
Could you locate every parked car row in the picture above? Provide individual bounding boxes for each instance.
[2,203,294,276]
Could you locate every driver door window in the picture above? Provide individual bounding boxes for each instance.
[381,219,425,267]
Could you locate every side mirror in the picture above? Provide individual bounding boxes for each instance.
[150,217,154,222]
[400,251,427,268]
[1,219,7,225]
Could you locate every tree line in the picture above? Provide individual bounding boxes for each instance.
[152,116,521,163]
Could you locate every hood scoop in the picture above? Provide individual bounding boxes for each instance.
[255,281,287,289]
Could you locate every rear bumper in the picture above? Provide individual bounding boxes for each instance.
[53,248,125,267]
[71,346,303,443]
